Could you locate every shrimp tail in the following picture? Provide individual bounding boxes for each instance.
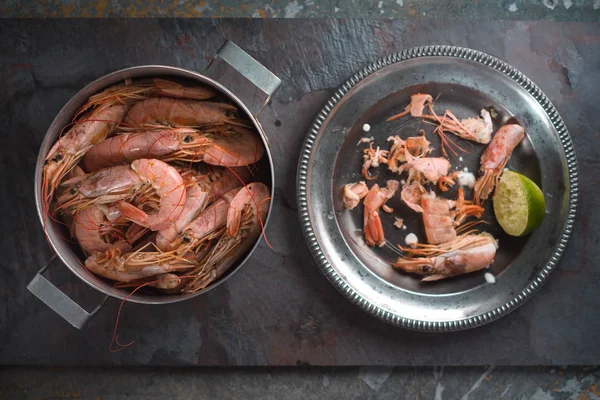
[118,201,150,227]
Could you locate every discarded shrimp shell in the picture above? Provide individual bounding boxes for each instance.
[386,93,433,121]
[343,181,369,210]
[363,181,399,247]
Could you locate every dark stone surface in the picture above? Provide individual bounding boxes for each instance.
[1,0,600,21]
[0,19,598,366]
[1,366,599,399]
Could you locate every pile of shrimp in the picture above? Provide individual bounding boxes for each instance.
[43,78,270,294]
[344,93,525,281]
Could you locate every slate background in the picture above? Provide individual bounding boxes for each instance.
[0,19,598,366]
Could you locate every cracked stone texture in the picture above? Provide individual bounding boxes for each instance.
[1,0,600,21]
[1,366,599,399]
[0,19,599,367]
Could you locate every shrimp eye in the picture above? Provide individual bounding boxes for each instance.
[183,236,191,243]
[70,188,77,195]
[53,153,63,162]
[421,265,431,273]
[183,135,193,143]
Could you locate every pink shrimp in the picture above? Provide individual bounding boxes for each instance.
[73,205,132,254]
[184,182,271,292]
[42,80,172,207]
[43,103,129,206]
[57,164,146,213]
[84,248,194,283]
[474,123,525,205]
[363,180,399,247]
[83,127,197,171]
[386,93,433,121]
[125,223,148,245]
[393,232,498,281]
[172,187,242,253]
[124,97,239,127]
[83,125,264,171]
[45,78,216,200]
[58,159,186,232]
[226,182,271,237]
[343,181,369,210]
[151,79,216,100]
[117,159,186,231]
[155,167,250,251]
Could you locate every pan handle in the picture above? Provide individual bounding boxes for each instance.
[204,40,282,117]
[27,255,108,329]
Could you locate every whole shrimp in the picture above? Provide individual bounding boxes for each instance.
[171,187,243,254]
[473,122,525,205]
[85,79,216,107]
[83,125,265,171]
[393,232,498,281]
[84,247,195,283]
[116,273,184,291]
[363,180,400,247]
[184,182,270,292]
[117,159,186,231]
[42,80,176,206]
[124,97,240,128]
[43,78,230,205]
[73,204,131,254]
[58,159,186,232]
[43,103,129,207]
[150,79,216,100]
[155,166,250,251]
[83,127,197,171]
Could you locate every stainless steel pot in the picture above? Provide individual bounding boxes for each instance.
[27,41,281,329]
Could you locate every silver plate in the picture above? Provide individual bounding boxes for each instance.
[297,46,578,331]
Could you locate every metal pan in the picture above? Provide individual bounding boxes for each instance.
[28,41,281,329]
[297,45,578,331]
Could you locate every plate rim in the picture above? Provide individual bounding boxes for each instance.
[296,45,579,332]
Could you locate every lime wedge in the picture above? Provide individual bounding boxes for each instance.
[493,171,546,236]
